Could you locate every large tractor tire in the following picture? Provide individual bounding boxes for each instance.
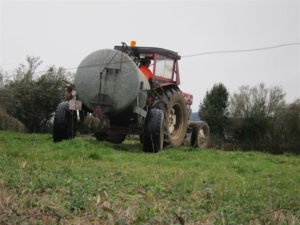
[191,121,210,149]
[95,132,126,144]
[53,101,76,142]
[143,108,164,153]
[153,88,189,147]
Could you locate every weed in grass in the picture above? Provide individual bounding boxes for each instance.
[88,152,103,160]
[67,184,88,213]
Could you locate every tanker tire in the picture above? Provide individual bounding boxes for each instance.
[53,101,76,142]
[153,88,189,147]
[191,122,210,149]
[143,108,164,153]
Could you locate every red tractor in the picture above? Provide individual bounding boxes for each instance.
[53,41,210,152]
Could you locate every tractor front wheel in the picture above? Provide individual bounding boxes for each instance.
[191,121,210,149]
[143,108,164,153]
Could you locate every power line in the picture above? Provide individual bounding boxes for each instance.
[54,42,300,73]
[182,42,300,58]
[58,42,300,72]
[2,42,300,75]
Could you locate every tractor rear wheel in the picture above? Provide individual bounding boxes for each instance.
[143,108,164,153]
[165,90,188,147]
[191,122,210,149]
[53,101,76,142]
[153,88,189,147]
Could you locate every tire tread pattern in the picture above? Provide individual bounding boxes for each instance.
[53,101,75,142]
[143,108,164,153]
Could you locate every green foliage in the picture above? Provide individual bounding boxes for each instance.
[0,56,73,133]
[199,83,229,138]
[0,70,3,88]
[270,99,300,154]
[0,131,299,224]
[229,83,285,119]
[227,83,297,153]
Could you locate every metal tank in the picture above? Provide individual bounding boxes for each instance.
[75,49,150,116]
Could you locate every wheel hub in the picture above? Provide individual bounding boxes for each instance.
[197,128,206,144]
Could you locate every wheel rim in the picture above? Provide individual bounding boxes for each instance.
[168,103,183,139]
[168,108,176,134]
[197,128,207,147]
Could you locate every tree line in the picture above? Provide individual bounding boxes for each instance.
[199,83,300,154]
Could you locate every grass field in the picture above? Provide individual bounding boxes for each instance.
[0,131,299,224]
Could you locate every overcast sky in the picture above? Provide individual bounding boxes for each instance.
[1,0,299,111]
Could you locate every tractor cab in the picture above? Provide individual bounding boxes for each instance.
[115,41,193,112]
[114,42,181,85]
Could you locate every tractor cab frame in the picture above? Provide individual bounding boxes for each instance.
[114,45,181,86]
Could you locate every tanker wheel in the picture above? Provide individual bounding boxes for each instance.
[191,122,210,149]
[143,108,164,153]
[154,88,188,147]
[53,101,76,142]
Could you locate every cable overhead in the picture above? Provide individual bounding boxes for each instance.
[3,42,300,75]
[59,42,300,72]
[182,42,300,58]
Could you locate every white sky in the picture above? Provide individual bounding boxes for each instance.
[1,0,299,111]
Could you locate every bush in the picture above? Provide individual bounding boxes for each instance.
[0,108,27,132]
[270,99,300,154]
[226,83,300,154]
[0,56,73,133]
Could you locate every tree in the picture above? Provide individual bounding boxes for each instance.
[271,99,300,154]
[199,83,229,138]
[3,56,73,133]
[227,83,286,150]
[0,69,10,89]
[0,71,3,88]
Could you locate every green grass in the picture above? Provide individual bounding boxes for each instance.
[0,131,299,224]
